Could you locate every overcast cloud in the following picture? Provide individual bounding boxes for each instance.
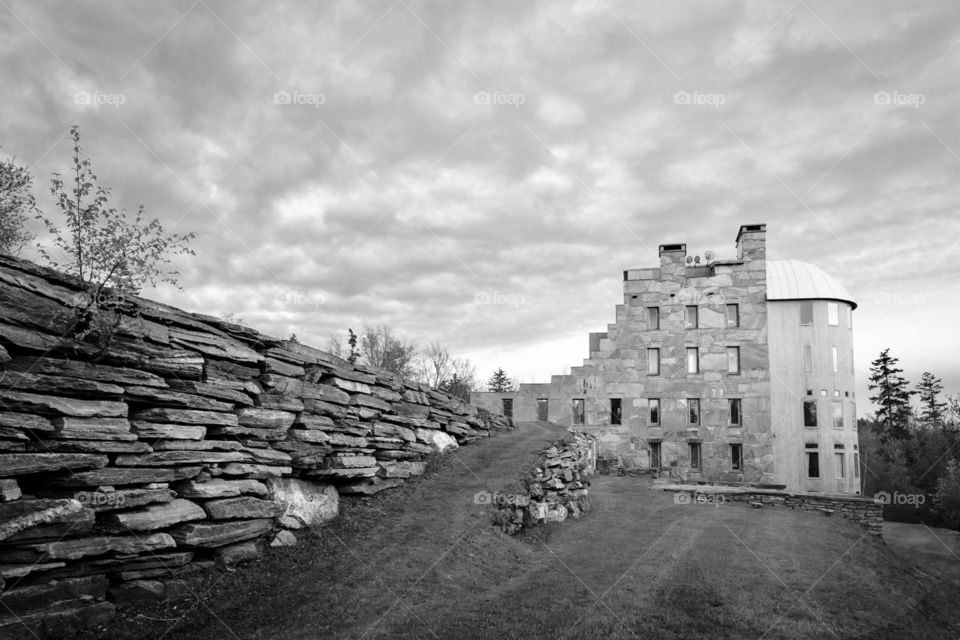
[2,0,959,414]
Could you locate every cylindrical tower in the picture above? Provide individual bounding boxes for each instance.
[766,260,859,493]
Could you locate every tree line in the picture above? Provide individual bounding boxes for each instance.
[864,348,960,528]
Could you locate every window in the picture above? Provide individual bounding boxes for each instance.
[835,452,846,478]
[847,306,853,330]
[729,399,742,426]
[850,349,855,374]
[727,346,740,374]
[832,401,843,429]
[572,399,585,425]
[537,398,549,422]
[689,443,702,470]
[800,301,814,325]
[806,444,820,478]
[648,398,660,425]
[685,306,698,329]
[803,401,818,427]
[851,403,856,428]
[726,304,739,328]
[501,399,513,419]
[827,302,839,326]
[647,307,659,330]
[854,453,860,478]
[803,345,812,372]
[647,348,660,375]
[687,398,700,425]
[832,347,839,373]
[686,347,699,374]
[610,398,622,425]
[731,444,743,471]
[650,442,662,469]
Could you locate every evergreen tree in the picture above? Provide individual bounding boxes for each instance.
[916,371,947,429]
[347,328,359,364]
[867,349,914,444]
[487,367,513,392]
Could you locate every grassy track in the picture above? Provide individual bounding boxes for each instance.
[84,422,960,640]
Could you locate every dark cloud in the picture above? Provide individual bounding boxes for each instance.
[2,0,959,412]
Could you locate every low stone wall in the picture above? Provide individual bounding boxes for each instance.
[491,430,596,535]
[660,484,883,536]
[0,255,513,638]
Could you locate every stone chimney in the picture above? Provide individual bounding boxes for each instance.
[658,242,687,280]
[735,224,766,262]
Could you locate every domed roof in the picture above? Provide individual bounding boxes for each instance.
[766,259,856,309]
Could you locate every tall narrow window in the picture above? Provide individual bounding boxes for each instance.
[650,442,662,469]
[727,346,740,374]
[686,347,699,374]
[800,301,814,325]
[832,347,839,373]
[729,399,742,426]
[687,399,700,425]
[854,453,860,478]
[803,401,818,427]
[610,398,622,425]
[501,398,513,419]
[827,302,839,326]
[685,305,698,329]
[803,345,812,372]
[731,444,743,471]
[647,307,659,330]
[806,444,820,478]
[835,452,846,479]
[832,401,843,429]
[726,304,739,328]
[850,349,855,374]
[572,399,585,425]
[537,398,549,422]
[648,398,660,425]
[647,348,660,375]
[851,403,856,428]
[689,443,702,470]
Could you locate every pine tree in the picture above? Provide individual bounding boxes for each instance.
[916,371,947,429]
[347,328,359,364]
[867,349,914,443]
[487,367,513,392]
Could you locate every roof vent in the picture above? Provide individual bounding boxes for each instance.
[659,243,685,253]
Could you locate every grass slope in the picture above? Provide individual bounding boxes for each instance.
[81,422,960,640]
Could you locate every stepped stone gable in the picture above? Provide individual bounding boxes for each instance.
[0,254,513,638]
[473,223,860,495]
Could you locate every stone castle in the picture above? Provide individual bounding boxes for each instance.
[472,224,861,494]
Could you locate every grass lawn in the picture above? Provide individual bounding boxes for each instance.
[81,422,960,640]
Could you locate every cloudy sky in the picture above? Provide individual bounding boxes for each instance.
[2,0,959,414]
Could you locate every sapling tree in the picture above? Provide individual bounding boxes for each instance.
[36,126,195,345]
[0,150,36,256]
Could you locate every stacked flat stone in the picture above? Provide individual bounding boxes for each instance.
[492,430,596,535]
[0,255,513,638]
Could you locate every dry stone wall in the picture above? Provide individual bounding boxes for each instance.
[491,430,596,535]
[0,255,512,639]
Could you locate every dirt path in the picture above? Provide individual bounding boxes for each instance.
[93,423,960,640]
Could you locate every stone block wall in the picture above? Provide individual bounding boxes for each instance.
[491,430,596,535]
[663,485,883,536]
[0,255,512,638]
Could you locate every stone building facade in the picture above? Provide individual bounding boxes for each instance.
[471,224,861,494]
